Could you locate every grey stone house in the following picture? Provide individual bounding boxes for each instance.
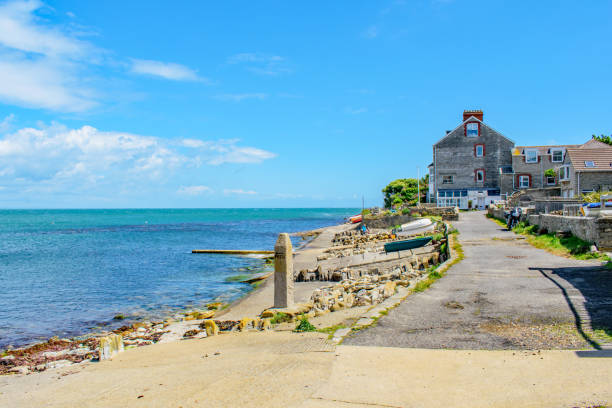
[559,144,612,197]
[500,139,611,194]
[430,110,514,209]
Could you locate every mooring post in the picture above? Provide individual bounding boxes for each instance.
[274,233,294,308]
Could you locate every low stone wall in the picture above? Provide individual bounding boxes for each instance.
[534,199,583,214]
[363,214,415,229]
[488,207,505,221]
[364,207,458,228]
[528,214,612,250]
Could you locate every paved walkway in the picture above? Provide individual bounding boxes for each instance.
[344,211,612,349]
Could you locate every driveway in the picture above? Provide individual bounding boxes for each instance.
[344,211,612,349]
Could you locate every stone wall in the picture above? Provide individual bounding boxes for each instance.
[364,207,458,228]
[528,214,612,250]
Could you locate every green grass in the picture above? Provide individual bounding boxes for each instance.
[487,215,609,262]
[294,316,317,332]
[270,312,292,325]
[318,323,346,339]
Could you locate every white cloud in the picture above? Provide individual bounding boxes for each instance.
[223,189,257,195]
[227,52,291,76]
[178,185,211,195]
[0,114,15,132]
[0,123,276,192]
[363,25,378,39]
[214,93,267,102]
[345,106,368,115]
[0,0,91,58]
[0,0,98,111]
[130,59,204,82]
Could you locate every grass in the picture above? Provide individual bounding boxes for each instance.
[318,324,346,339]
[293,316,317,332]
[486,214,610,262]
[270,312,292,325]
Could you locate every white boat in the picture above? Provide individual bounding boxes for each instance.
[395,218,434,237]
[398,218,432,232]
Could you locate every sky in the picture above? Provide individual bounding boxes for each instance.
[0,0,610,208]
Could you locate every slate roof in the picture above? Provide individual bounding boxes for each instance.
[566,147,612,172]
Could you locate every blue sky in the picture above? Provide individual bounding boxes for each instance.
[0,0,610,208]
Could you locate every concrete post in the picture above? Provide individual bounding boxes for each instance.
[274,233,294,308]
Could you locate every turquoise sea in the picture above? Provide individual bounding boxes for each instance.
[0,208,357,348]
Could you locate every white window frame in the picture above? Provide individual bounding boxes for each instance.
[559,165,570,180]
[475,144,484,157]
[525,149,538,163]
[466,123,478,137]
[551,149,564,163]
[519,175,530,188]
[442,175,454,184]
[546,175,555,185]
[475,169,484,182]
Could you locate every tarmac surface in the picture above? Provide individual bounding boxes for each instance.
[344,211,612,349]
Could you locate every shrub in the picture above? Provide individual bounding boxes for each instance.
[270,312,291,324]
[294,316,316,332]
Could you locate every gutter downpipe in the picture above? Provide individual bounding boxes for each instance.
[434,146,437,206]
[577,171,580,198]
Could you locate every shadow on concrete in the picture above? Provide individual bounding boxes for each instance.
[529,265,612,352]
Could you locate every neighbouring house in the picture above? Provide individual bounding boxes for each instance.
[500,138,612,195]
[559,144,612,197]
[430,110,514,209]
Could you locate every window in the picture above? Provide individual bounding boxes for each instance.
[559,166,570,180]
[475,144,484,157]
[519,175,530,188]
[551,149,563,163]
[585,161,596,168]
[475,169,485,182]
[525,149,538,163]
[546,176,555,185]
[442,175,454,184]
[466,122,479,137]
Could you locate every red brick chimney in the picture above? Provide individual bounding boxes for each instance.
[463,110,483,122]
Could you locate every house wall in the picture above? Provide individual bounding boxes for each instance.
[511,153,561,190]
[577,172,612,192]
[433,121,513,194]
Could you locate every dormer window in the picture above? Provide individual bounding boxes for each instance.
[585,161,596,168]
[551,149,563,163]
[466,123,479,137]
[525,149,538,163]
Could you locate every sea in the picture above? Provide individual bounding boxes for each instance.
[0,208,357,349]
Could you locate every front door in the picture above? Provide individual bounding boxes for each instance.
[477,196,485,209]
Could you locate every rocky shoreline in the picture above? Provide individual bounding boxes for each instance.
[0,218,449,377]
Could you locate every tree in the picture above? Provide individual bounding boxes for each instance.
[382,177,428,208]
[593,134,612,146]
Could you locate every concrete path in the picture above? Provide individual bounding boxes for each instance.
[344,211,612,349]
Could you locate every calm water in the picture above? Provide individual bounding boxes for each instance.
[0,208,356,348]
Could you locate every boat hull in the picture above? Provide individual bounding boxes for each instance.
[384,237,432,252]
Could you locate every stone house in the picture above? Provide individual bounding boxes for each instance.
[500,139,611,195]
[559,144,612,197]
[430,110,514,209]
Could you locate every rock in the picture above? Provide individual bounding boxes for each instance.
[1,355,15,361]
[98,334,124,361]
[203,320,219,336]
[183,329,200,338]
[383,281,397,298]
[9,366,29,375]
[45,359,72,370]
[238,318,254,331]
[207,302,223,310]
[258,318,271,331]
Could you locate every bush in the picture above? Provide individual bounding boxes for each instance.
[294,316,316,332]
[401,208,411,215]
[270,312,292,324]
